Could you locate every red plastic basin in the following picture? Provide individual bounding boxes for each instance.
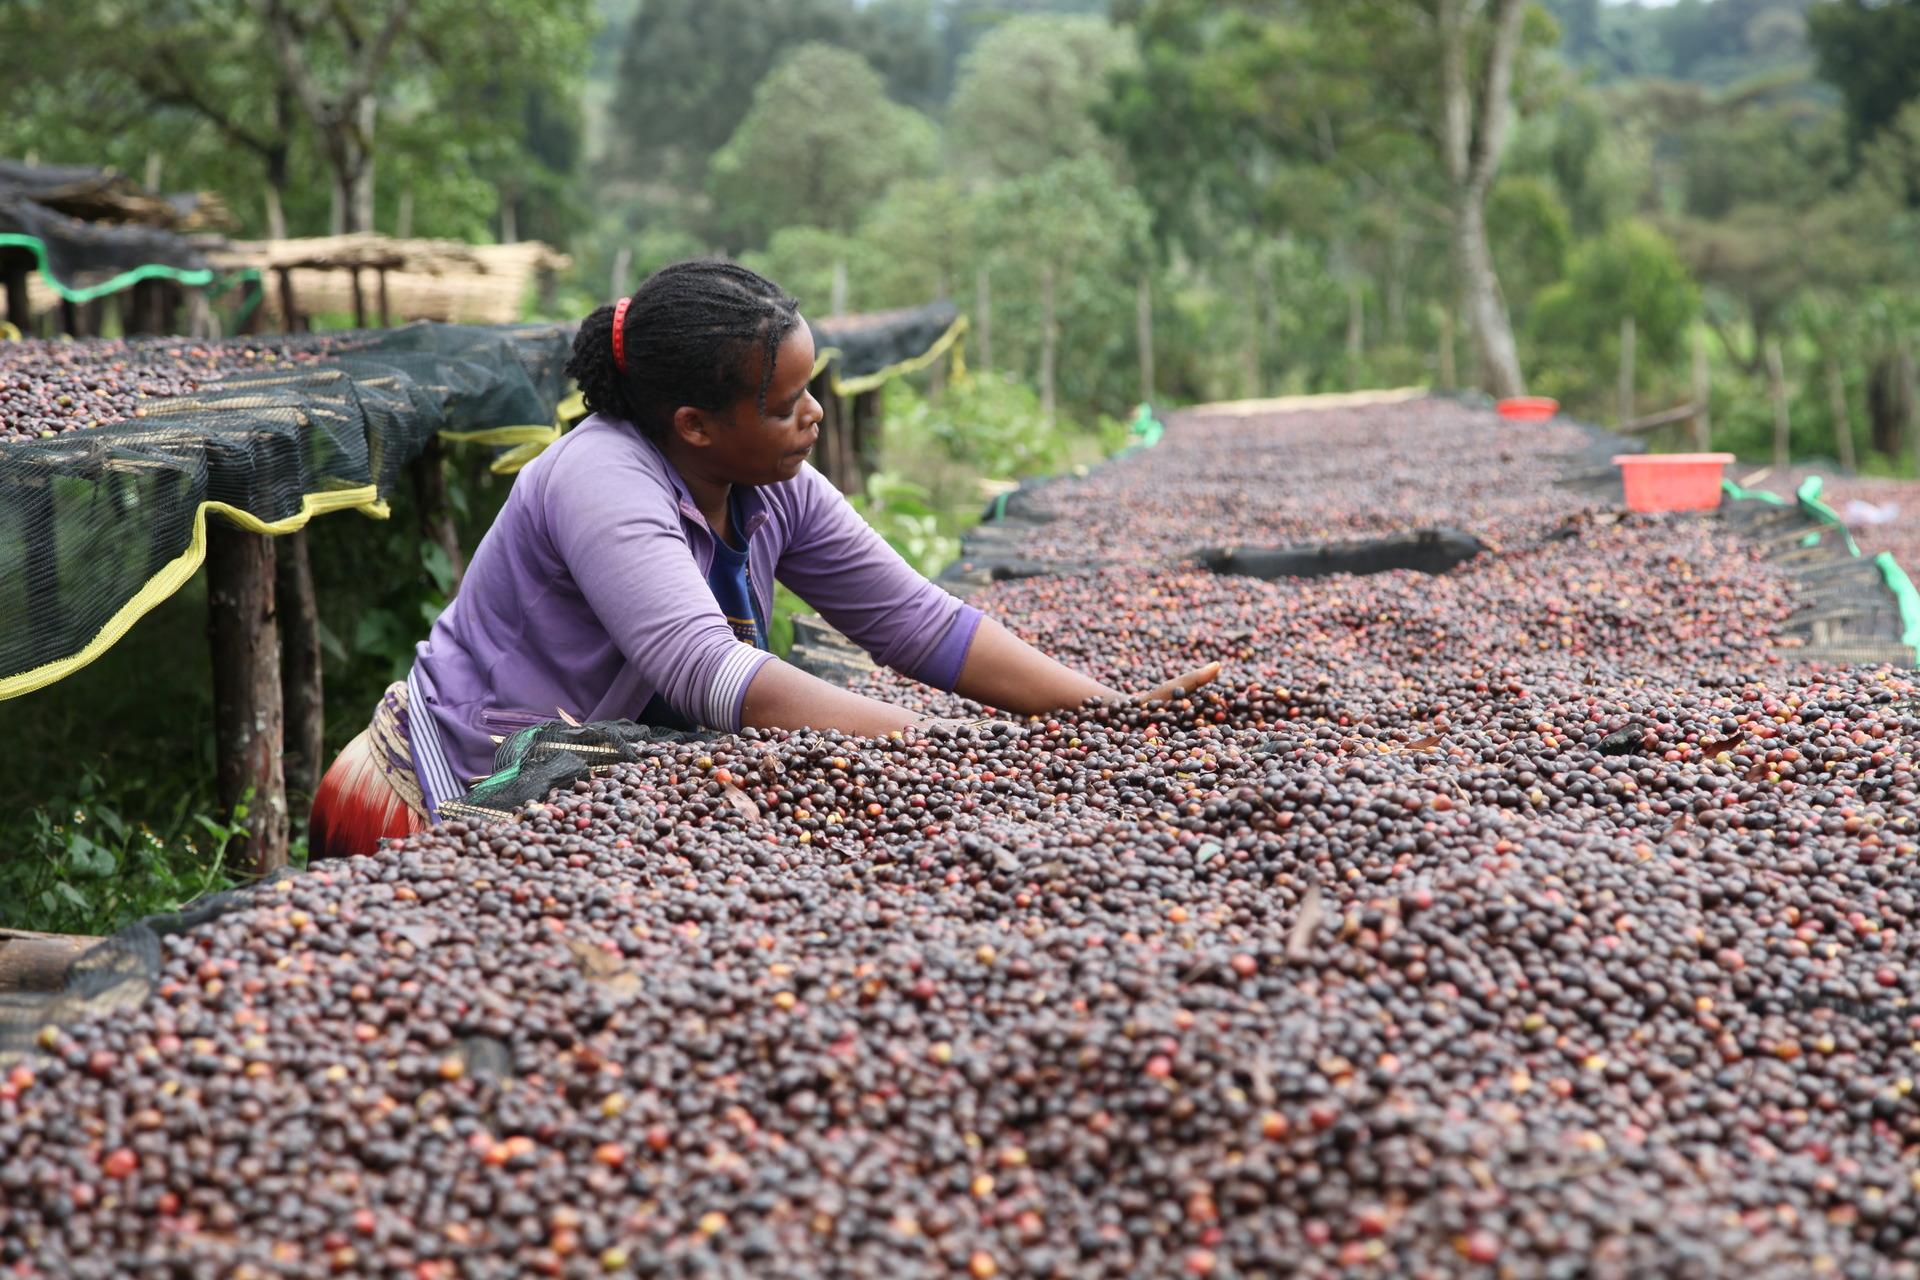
[1611,453,1735,513]
[1496,397,1560,421]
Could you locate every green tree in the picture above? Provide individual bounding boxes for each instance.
[980,155,1152,419]
[948,15,1138,179]
[1808,0,1920,154]
[1531,219,1700,376]
[607,0,939,191]
[707,43,938,248]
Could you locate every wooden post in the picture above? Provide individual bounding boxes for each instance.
[1826,356,1858,473]
[830,260,849,318]
[275,266,301,333]
[1439,309,1456,391]
[851,389,881,492]
[408,435,467,595]
[1039,261,1058,423]
[1691,328,1711,451]
[2,248,33,332]
[809,372,854,495]
[1900,336,1919,476]
[1618,315,1636,429]
[187,287,212,340]
[1138,277,1155,406]
[975,265,993,373]
[1766,336,1791,470]
[350,268,367,329]
[377,269,391,327]
[206,520,289,875]
[277,531,325,822]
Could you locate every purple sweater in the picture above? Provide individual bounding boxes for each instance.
[408,415,982,800]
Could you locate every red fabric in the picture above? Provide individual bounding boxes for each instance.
[309,731,428,860]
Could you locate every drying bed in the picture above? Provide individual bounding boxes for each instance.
[4,400,1920,1280]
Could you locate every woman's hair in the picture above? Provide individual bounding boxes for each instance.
[565,259,803,442]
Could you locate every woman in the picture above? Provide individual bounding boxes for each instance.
[310,260,1215,859]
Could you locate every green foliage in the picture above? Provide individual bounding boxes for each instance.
[607,0,941,191]
[707,42,939,247]
[0,773,255,937]
[888,374,1086,483]
[848,473,961,578]
[1808,0,1920,155]
[1533,220,1699,362]
[948,15,1138,179]
[741,228,874,315]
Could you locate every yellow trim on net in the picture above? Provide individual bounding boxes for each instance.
[808,315,970,397]
[0,485,384,702]
[438,423,561,447]
[0,321,21,342]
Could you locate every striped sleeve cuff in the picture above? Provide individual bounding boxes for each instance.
[405,664,464,820]
[704,643,776,732]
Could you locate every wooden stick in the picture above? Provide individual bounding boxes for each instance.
[1618,403,1699,434]
[1827,355,1857,472]
[1766,337,1790,469]
[1691,328,1712,451]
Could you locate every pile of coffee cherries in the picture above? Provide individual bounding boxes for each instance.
[4,401,1918,1279]
[0,335,359,444]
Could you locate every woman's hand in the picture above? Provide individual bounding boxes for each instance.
[1135,661,1222,705]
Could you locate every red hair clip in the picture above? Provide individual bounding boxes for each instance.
[611,296,632,374]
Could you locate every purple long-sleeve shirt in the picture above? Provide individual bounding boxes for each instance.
[407,414,982,799]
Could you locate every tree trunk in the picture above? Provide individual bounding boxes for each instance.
[1452,196,1525,398]
[1691,329,1712,452]
[1766,337,1791,469]
[1345,278,1364,391]
[206,521,288,875]
[264,185,288,241]
[1827,356,1857,473]
[1439,0,1528,400]
[831,260,849,318]
[975,264,993,373]
[277,531,325,824]
[1039,261,1058,423]
[2,248,32,332]
[1618,315,1636,429]
[409,435,466,596]
[1439,309,1456,391]
[1137,277,1155,405]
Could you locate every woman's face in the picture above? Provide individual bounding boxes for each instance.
[702,322,823,487]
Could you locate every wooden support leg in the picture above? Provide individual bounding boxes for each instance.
[350,268,367,330]
[851,389,881,495]
[275,267,300,334]
[206,520,289,875]
[2,249,32,332]
[408,435,466,595]
[277,530,325,825]
[377,269,391,327]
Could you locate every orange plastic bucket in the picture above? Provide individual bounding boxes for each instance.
[1611,453,1735,513]
[1496,397,1560,421]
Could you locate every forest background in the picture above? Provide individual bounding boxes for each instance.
[2,0,1919,931]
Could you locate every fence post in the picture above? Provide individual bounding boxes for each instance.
[1137,277,1155,406]
[1766,336,1790,470]
[1618,315,1636,429]
[1691,328,1711,451]
[1826,356,1857,473]
[207,521,289,875]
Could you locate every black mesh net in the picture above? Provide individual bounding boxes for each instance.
[811,301,960,386]
[0,870,298,1066]
[0,322,573,697]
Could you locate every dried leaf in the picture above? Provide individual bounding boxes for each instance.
[1744,757,1775,782]
[721,783,761,820]
[1584,665,1598,686]
[1697,733,1744,756]
[1659,812,1693,843]
[556,706,582,727]
[1399,734,1445,753]
[563,937,640,993]
[1286,880,1325,962]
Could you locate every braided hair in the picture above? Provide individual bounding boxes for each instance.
[565,259,804,444]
